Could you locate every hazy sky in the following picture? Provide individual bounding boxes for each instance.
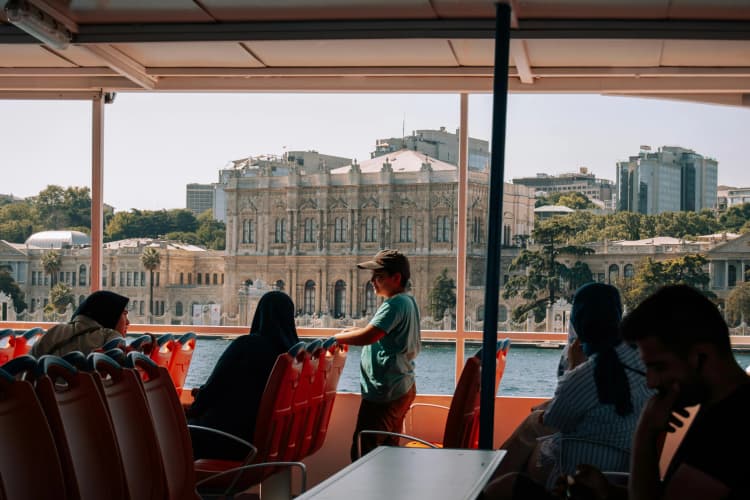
[1,93,748,211]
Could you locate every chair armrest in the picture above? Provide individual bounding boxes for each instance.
[355,429,438,459]
[196,460,307,497]
[187,424,258,463]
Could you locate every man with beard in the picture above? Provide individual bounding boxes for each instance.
[561,285,750,500]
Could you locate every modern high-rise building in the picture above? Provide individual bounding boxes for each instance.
[511,167,615,207]
[373,126,490,171]
[616,146,718,214]
[185,183,215,216]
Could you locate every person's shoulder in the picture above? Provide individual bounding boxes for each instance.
[389,293,417,308]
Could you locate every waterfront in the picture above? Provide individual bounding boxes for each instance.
[182,338,750,397]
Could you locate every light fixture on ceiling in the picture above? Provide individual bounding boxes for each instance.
[4,0,73,50]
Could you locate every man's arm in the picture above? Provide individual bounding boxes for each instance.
[334,324,386,346]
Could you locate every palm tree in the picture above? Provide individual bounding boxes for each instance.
[41,250,62,291]
[141,246,161,323]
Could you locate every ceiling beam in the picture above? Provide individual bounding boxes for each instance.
[82,45,158,89]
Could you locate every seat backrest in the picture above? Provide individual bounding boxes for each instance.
[297,339,326,458]
[168,332,196,396]
[308,338,347,456]
[150,334,175,368]
[127,334,155,354]
[0,329,16,365]
[284,341,318,461]
[0,367,68,500]
[35,355,129,500]
[13,327,44,358]
[442,355,482,449]
[99,337,126,352]
[127,352,197,500]
[89,352,167,500]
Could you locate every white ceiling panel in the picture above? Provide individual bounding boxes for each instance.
[512,0,670,19]
[0,45,75,67]
[451,40,495,67]
[662,41,750,66]
[112,42,265,68]
[668,0,750,20]
[51,0,213,23]
[525,39,663,67]
[198,0,437,21]
[248,39,458,67]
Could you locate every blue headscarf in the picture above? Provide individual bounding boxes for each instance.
[570,283,631,416]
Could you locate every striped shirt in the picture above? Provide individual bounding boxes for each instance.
[541,342,652,487]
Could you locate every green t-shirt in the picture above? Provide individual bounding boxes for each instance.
[360,293,421,402]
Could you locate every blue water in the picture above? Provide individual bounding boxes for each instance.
[183,337,750,397]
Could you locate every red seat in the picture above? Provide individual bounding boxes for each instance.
[0,329,16,365]
[0,367,68,499]
[307,337,347,457]
[194,342,305,495]
[13,327,44,358]
[150,333,175,368]
[88,352,167,500]
[168,332,196,396]
[283,341,319,461]
[35,355,129,500]
[127,334,155,354]
[296,339,325,459]
[127,352,199,500]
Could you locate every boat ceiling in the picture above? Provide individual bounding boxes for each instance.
[1,0,750,105]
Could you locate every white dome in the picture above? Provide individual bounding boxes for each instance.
[25,230,90,248]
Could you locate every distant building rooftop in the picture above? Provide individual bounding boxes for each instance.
[330,149,456,174]
[534,205,575,214]
[25,230,90,249]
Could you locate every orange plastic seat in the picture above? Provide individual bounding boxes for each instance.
[150,333,175,368]
[296,339,325,459]
[307,337,347,457]
[13,327,44,358]
[35,355,129,500]
[88,352,167,500]
[283,340,319,461]
[127,334,155,354]
[168,332,196,396]
[0,329,16,365]
[0,366,68,500]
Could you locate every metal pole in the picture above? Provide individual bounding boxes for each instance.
[455,93,469,384]
[479,2,511,450]
[90,92,104,292]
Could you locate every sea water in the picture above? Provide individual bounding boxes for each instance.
[183,337,750,397]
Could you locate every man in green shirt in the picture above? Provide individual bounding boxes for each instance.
[335,249,421,461]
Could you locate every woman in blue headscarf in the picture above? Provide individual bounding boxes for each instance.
[187,291,300,460]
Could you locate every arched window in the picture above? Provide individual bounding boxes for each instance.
[365,282,376,315]
[608,264,619,284]
[275,279,285,291]
[334,217,347,242]
[139,301,144,315]
[197,273,202,285]
[498,305,508,322]
[334,280,346,318]
[399,216,414,242]
[187,273,192,285]
[275,218,287,243]
[175,301,183,316]
[242,219,255,243]
[213,273,218,285]
[304,218,316,242]
[364,216,378,242]
[624,264,635,279]
[79,265,87,286]
[304,280,316,315]
[179,272,184,285]
[472,216,483,243]
[435,215,451,242]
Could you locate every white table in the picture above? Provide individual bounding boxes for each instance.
[298,446,506,500]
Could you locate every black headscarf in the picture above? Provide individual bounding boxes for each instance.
[570,283,632,416]
[72,290,129,330]
[250,291,299,353]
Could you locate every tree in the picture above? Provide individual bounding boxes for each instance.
[141,246,161,322]
[726,282,750,327]
[502,216,593,322]
[428,268,456,320]
[620,254,713,311]
[48,283,74,314]
[41,250,62,290]
[0,270,27,312]
[196,210,226,250]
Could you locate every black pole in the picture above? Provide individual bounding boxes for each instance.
[479,2,511,450]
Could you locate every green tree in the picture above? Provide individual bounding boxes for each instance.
[503,216,593,322]
[0,270,27,313]
[557,192,594,210]
[621,254,713,311]
[48,283,74,314]
[726,282,750,327]
[428,268,456,320]
[196,210,226,250]
[41,250,62,290]
[141,246,161,322]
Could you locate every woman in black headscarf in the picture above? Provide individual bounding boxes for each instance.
[187,291,300,460]
[31,290,130,357]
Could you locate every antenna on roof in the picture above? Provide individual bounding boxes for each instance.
[402,113,406,146]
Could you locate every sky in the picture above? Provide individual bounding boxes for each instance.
[1,93,749,211]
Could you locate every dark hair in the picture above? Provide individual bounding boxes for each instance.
[571,283,631,416]
[621,284,729,357]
